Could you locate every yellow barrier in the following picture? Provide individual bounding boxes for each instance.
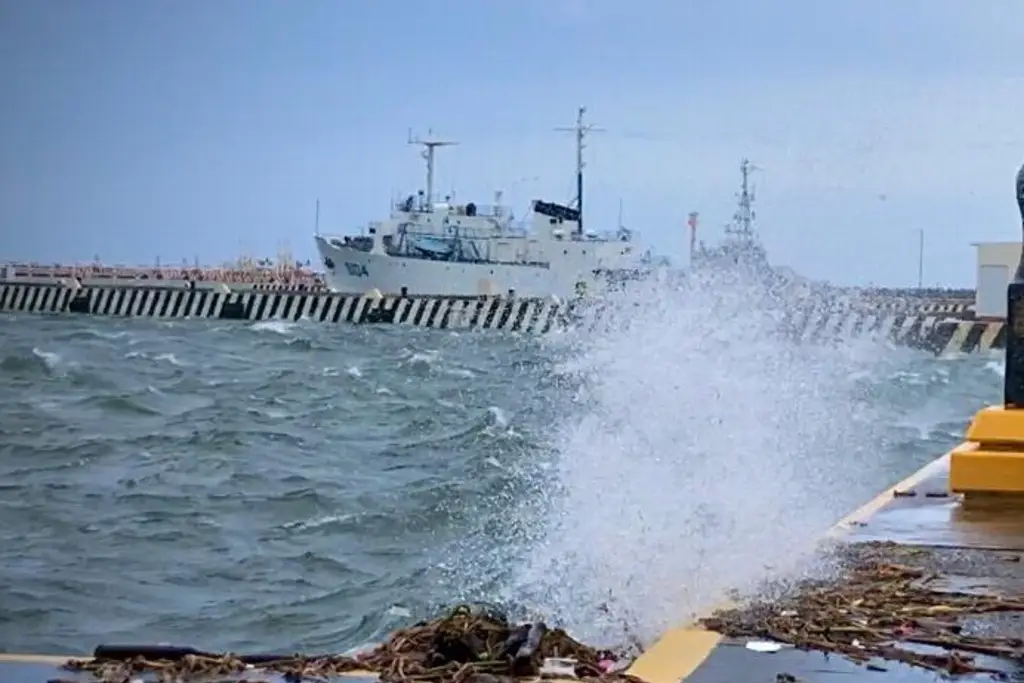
[950,406,1024,495]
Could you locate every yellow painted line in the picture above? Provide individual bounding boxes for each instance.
[0,453,959,683]
[625,628,723,683]
[0,653,80,664]
[627,451,954,683]
[826,452,951,536]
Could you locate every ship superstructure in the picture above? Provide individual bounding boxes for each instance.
[314,108,649,298]
[692,159,771,273]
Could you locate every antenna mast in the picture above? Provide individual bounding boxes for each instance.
[408,129,458,209]
[727,158,759,240]
[556,107,604,233]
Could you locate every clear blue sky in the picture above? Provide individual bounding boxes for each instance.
[1,0,1022,286]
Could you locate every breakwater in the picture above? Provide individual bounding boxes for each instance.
[0,283,566,333]
[0,282,998,355]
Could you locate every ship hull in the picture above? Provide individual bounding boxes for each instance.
[315,236,603,298]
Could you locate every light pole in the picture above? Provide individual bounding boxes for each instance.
[917,228,924,289]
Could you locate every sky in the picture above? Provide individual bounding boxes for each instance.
[1,0,1022,286]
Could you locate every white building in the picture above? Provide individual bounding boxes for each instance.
[974,241,1023,319]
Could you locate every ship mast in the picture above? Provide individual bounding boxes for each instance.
[556,107,604,234]
[408,129,458,209]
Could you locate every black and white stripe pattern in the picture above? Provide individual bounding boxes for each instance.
[926,320,1005,355]
[0,284,567,334]
[0,283,1000,354]
[916,302,973,315]
[842,299,974,317]
[785,308,943,346]
[0,283,78,314]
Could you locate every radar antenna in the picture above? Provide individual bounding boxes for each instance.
[407,128,458,209]
[556,107,605,234]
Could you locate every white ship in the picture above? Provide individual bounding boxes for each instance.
[314,108,654,298]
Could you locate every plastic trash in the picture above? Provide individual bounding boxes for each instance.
[745,640,784,653]
[540,657,578,678]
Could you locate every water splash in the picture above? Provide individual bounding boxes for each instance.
[250,320,295,335]
[507,271,893,645]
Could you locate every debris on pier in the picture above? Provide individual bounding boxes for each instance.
[64,604,642,683]
[701,541,1024,676]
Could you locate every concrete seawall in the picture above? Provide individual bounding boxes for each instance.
[0,282,1002,355]
[0,283,567,333]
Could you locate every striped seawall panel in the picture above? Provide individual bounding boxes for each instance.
[371,295,564,333]
[0,284,567,334]
[0,284,392,325]
[773,307,991,354]
[0,283,78,314]
[925,320,1005,355]
[0,283,998,354]
[0,284,238,319]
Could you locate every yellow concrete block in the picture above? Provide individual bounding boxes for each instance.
[626,628,721,683]
[949,441,1024,494]
[964,405,1024,444]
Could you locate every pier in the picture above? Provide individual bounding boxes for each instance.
[0,280,1004,355]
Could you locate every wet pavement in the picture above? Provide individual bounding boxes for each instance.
[686,460,1024,682]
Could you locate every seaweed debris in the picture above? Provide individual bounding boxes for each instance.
[63,605,643,683]
[701,541,1024,676]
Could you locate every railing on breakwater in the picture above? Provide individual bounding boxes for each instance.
[2,262,329,291]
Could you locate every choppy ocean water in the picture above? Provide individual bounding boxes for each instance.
[0,286,1005,656]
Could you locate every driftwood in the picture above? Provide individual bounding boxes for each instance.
[64,605,641,683]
